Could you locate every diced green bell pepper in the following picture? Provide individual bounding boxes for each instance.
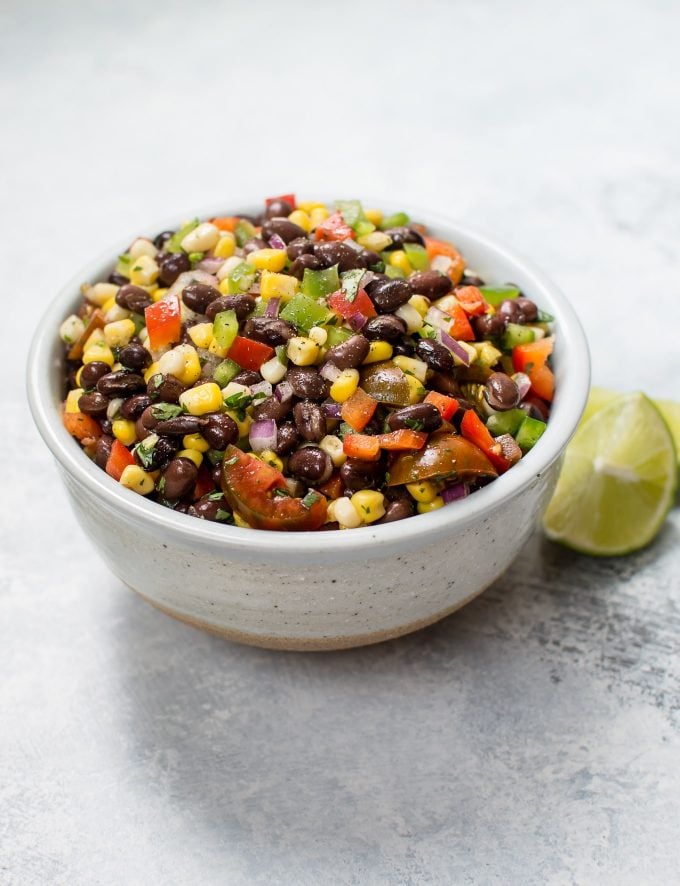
[115,253,132,279]
[380,211,410,230]
[227,262,256,294]
[213,358,241,388]
[335,200,375,237]
[212,310,239,351]
[486,408,526,437]
[280,294,329,333]
[403,243,429,271]
[301,265,340,298]
[325,325,353,347]
[515,416,547,452]
[479,285,521,307]
[166,219,200,253]
[385,264,406,279]
[234,219,256,247]
[502,323,535,350]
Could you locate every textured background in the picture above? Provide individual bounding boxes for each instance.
[2,0,679,883]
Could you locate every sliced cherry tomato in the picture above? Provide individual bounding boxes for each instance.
[265,193,296,210]
[327,287,377,320]
[318,472,344,500]
[460,409,510,473]
[342,434,381,461]
[340,388,377,432]
[62,411,102,442]
[443,300,475,341]
[377,430,428,450]
[387,431,497,486]
[227,336,275,372]
[211,216,240,232]
[145,295,182,350]
[512,336,555,403]
[67,309,105,361]
[105,439,136,481]
[424,391,459,421]
[315,212,355,242]
[220,446,327,531]
[454,285,489,316]
[527,364,554,401]
[192,465,215,500]
[423,236,465,285]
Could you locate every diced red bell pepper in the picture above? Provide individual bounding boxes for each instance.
[454,285,489,316]
[423,236,465,285]
[145,295,182,350]
[443,300,475,341]
[315,212,355,242]
[340,388,378,432]
[319,472,344,500]
[211,216,240,232]
[377,430,428,450]
[327,287,377,320]
[192,466,215,500]
[265,193,296,210]
[227,336,275,372]
[342,433,381,461]
[105,439,136,481]
[512,336,555,403]
[220,445,328,531]
[424,391,459,421]
[460,409,510,473]
[62,411,102,442]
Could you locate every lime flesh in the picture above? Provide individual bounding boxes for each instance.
[543,392,677,556]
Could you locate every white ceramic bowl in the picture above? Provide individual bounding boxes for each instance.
[28,203,590,650]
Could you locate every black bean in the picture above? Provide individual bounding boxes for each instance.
[205,294,256,323]
[162,457,198,499]
[154,415,203,436]
[484,372,520,411]
[189,498,231,522]
[293,401,326,442]
[119,394,152,420]
[286,367,329,400]
[80,361,111,389]
[211,463,224,487]
[286,237,315,261]
[261,217,307,244]
[251,394,291,422]
[369,278,413,313]
[153,230,174,250]
[287,446,332,484]
[119,341,151,370]
[231,370,261,387]
[136,435,179,470]
[324,334,370,370]
[242,237,268,256]
[392,339,416,357]
[363,315,407,343]
[115,284,152,313]
[525,396,550,421]
[201,413,238,449]
[339,458,385,491]
[139,405,160,431]
[409,270,452,298]
[382,226,425,249]
[182,281,221,313]
[359,250,382,269]
[77,391,108,417]
[264,199,294,219]
[497,300,521,323]
[289,253,323,280]
[460,273,486,287]
[388,403,442,433]
[158,252,190,286]
[363,273,389,293]
[515,297,538,322]
[243,317,295,347]
[416,338,454,373]
[146,373,186,403]
[313,241,363,272]
[472,312,506,339]
[376,499,414,523]
[95,435,114,470]
[97,371,146,397]
[275,421,300,456]
[99,418,113,435]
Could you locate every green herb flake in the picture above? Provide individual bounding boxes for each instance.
[224,456,239,466]
[215,509,233,522]
[403,418,425,431]
[301,491,320,509]
[206,491,224,501]
[340,268,365,304]
[133,438,156,469]
[151,403,183,421]
[273,487,292,498]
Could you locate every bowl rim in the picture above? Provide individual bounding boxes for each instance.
[27,199,590,559]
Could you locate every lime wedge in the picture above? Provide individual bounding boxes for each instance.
[544,392,677,556]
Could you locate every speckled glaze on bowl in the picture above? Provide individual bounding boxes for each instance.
[27,202,590,650]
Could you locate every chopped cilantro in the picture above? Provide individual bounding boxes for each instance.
[301,491,320,509]
[133,438,156,469]
[273,487,292,497]
[151,403,183,421]
[206,491,224,501]
[215,509,233,522]
[340,268,365,304]
[403,418,425,431]
[537,310,554,323]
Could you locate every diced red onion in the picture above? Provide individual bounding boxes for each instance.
[322,401,342,419]
[512,372,531,401]
[435,327,471,366]
[264,297,280,317]
[441,483,469,504]
[424,305,452,331]
[320,362,342,382]
[250,380,273,399]
[268,233,287,250]
[275,380,293,402]
[348,311,368,331]
[249,419,277,453]
[431,254,452,274]
[197,256,225,274]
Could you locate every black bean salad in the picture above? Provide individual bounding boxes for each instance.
[59,195,555,531]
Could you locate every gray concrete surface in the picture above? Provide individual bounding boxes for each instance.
[1,1,679,883]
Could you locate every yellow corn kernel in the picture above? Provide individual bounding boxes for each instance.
[151,287,168,303]
[393,355,428,383]
[119,465,155,495]
[75,366,86,387]
[395,302,424,334]
[176,448,203,468]
[406,481,437,503]
[408,294,430,317]
[319,434,346,467]
[214,231,236,258]
[417,496,445,514]
[260,270,299,301]
[179,382,223,415]
[259,449,283,471]
[104,318,136,349]
[102,296,117,312]
[104,303,130,324]
[187,322,214,350]
[208,336,231,358]
[287,336,321,366]
[260,355,287,384]
[329,368,360,402]
[362,341,393,364]
[364,208,384,227]
[351,490,386,524]
[59,314,86,345]
[128,237,158,260]
[216,255,243,283]
[327,496,362,529]
[158,344,203,385]
[308,326,328,346]
[405,373,426,404]
[181,222,220,253]
[225,409,252,439]
[65,388,85,413]
[287,209,312,232]
[389,250,412,276]
[357,230,392,252]
[144,360,161,383]
[245,248,287,272]
[233,511,251,529]
[82,343,115,367]
[298,200,326,213]
[84,327,105,350]
[112,419,137,446]
[83,282,118,307]
[472,340,503,369]
[309,206,330,229]
[183,433,210,453]
[218,277,232,295]
[128,254,159,286]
